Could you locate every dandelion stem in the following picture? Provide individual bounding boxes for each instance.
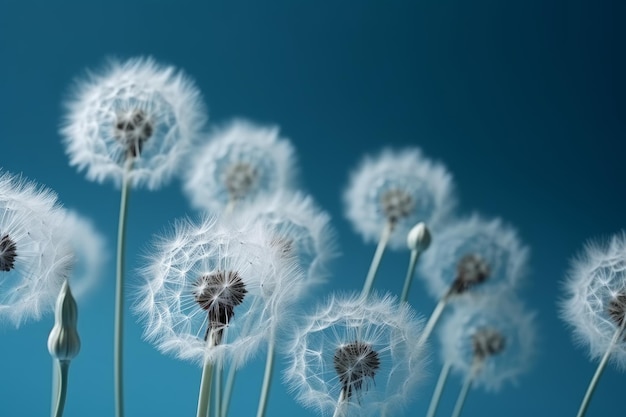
[197,338,216,417]
[332,388,348,417]
[419,296,449,346]
[52,360,70,417]
[256,331,277,417]
[114,159,132,417]
[220,364,237,417]
[575,320,626,417]
[400,249,421,303]
[362,221,393,297]
[426,361,452,417]
[450,374,473,417]
[50,361,58,417]
[214,361,223,417]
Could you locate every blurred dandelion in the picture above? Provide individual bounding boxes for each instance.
[561,232,626,417]
[284,293,426,417]
[0,171,74,327]
[343,147,456,296]
[62,210,107,300]
[417,215,529,345]
[134,213,303,417]
[184,119,297,213]
[436,294,536,417]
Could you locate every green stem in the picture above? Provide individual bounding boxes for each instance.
[51,360,58,417]
[214,361,222,417]
[575,321,626,417]
[418,296,449,347]
[426,361,452,417]
[114,159,132,417]
[361,222,393,297]
[256,333,276,417]
[400,249,421,303]
[197,355,215,417]
[52,360,70,417]
[220,364,237,417]
[450,374,473,417]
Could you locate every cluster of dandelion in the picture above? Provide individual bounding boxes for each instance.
[0,56,620,417]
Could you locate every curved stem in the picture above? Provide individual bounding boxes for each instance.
[256,333,277,417]
[450,375,473,417]
[52,360,70,417]
[114,159,132,417]
[426,361,452,417]
[400,249,421,303]
[197,354,215,417]
[419,296,449,347]
[361,222,393,297]
[575,321,626,417]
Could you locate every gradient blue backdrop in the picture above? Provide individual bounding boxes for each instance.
[0,1,624,416]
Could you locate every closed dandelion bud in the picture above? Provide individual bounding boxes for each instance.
[407,222,431,252]
[48,280,81,361]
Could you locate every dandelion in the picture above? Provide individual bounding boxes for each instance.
[284,293,426,417]
[62,210,107,300]
[417,215,529,345]
[134,213,303,417]
[184,119,297,213]
[60,56,206,417]
[60,56,206,190]
[0,171,74,327]
[561,232,626,417]
[343,148,456,296]
[436,294,536,417]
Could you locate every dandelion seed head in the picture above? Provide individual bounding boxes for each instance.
[61,56,206,190]
[561,232,626,368]
[343,147,456,249]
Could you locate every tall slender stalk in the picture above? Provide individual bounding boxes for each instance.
[426,361,452,417]
[450,375,473,417]
[197,330,219,417]
[256,330,277,417]
[331,388,347,417]
[400,249,420,303]
[419,296,449,347]
[361,222,393,297]
[52,360,70,417]
[114,159,132,417]
[214,361,223,417]
[221,364,237,417]
[575,320,626,417]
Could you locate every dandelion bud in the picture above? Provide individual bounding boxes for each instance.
[407,222,431,253]
[48,280,81,361]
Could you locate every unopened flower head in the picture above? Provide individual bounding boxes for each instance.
[419,215,529,300]
[62,210,107,300]
[134,213,303,368]
[184,119,297,212]
[0,171,74,326]
[61,56,207,190]
[238,191,338,286]
[343,147,456,250]
[440,294,536,391]
[561,233,626,369]
[284,293,426,417]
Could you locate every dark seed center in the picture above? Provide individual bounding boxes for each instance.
[225,162,258,200]
[449,254,491,295]
[193,270,247,344]
[472,328,506,361]
[0,234,17,272]
[380,188,414,224]
[113,109,153,158]
[608,293,626,329]
[334,341,380,399]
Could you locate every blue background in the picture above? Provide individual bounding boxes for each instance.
[0,1,624,416]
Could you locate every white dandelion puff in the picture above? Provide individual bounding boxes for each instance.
[440,293,536,391]
[183,119,297,212]
[284,293,426,417]
[238,191,339,286]
[343,147,456,250]
[419,214,529,300]
[133,213,303,368]
[60,56,207,190]
[0,171,74,327]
